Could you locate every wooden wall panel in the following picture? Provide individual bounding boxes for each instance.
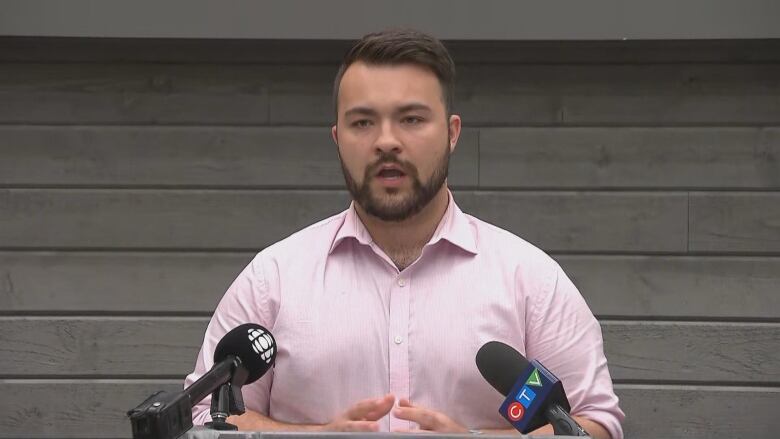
[0,190,687,252]
[3,318,777,384]
[0,64,273,125]
[0,126,479,188]
[4,253,779,318]
[267,64,780,126]
[6,125,777,191]
[617,384,780,439]
[0,252,250,313]
[0,380,182,438]
[602,321,780,383]
[558,255,780,319]
[456,191,688,252]
[456,64,780,126]
[479,127,780,189]
[689,193,780,253]
[4,38,780,64]
[3,64,780,126]
[0,189,351,250]
[0,317,206,377]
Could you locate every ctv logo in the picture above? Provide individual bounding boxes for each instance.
[515,385,537,408]
[507,402,525,421]
[526,368,542,387]
[503,368,545,423]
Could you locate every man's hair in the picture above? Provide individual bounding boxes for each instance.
[332,28,456,118]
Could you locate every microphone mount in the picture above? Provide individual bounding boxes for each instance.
[127,355,250,439]
[204,356,250,430]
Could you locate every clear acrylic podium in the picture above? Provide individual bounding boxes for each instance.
[182,430,589,439]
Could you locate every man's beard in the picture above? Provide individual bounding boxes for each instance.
[339,143,450,222]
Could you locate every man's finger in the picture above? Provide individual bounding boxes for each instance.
[394,406,438,429]
[341,421,380,432]
[346,394,395,420]
[363,394,395,420]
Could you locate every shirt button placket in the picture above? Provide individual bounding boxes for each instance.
[388,275,411,431]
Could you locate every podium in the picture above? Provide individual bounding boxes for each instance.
[182,430,590,439]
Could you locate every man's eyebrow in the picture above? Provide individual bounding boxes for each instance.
[397,103,433,113]
[344,107,378,118]
[344,103,434,118]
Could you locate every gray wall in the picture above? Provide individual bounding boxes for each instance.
[0,37,779,438]
[2,0,780,39]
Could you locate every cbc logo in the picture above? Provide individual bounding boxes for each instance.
[248,328,275,364]
[507,402,525,421]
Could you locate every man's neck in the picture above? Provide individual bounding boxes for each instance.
[355,187,450,271]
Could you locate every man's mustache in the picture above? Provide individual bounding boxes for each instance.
[365,153,416,176]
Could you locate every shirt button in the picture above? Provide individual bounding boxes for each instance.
[394,336,403,344]
[398,278,406,287]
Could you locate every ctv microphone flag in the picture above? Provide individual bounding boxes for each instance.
[476,341,587,436]
[498,359,568,432]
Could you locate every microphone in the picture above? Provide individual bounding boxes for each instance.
[128,323,277,439]
[475,341,588,436]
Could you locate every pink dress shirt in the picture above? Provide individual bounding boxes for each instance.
[185,193,624,439]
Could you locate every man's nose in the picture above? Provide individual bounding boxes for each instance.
[373,120,402,155]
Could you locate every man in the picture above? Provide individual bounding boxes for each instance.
[185,29,624,439]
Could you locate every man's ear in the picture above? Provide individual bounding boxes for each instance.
[331,125,339,145]
[447,114,462,153]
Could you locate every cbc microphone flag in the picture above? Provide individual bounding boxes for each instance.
[498,360,566,433]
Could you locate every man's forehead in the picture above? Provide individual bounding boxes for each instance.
[338,61,445,112]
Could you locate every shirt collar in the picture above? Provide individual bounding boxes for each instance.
[328,201,373,254]
[328,191,478,255]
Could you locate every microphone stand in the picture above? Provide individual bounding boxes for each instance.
[204,361,249,430]
[127,355,250,439]
[545,404,589,437]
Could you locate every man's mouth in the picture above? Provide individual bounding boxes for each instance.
[376,165,407,179]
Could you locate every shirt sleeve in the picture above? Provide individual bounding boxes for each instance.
[184,253,277,425]
[524,261,625,439]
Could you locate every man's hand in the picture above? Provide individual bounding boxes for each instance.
[320,393,396,432]
[392,398,468,433]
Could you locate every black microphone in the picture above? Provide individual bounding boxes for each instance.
[128,323,277,439]
[475,341,589,436]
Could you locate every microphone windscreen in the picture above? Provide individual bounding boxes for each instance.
[475,341,530,396]
[214,323,276,384]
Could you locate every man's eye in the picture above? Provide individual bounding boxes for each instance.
[352,120,372,128]
[402,116,424,125]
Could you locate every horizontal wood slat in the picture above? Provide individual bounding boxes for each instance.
[0,252,250,313]
[268,64,780,126]
[3,253,779,318]
[558,255,780,319]
[2,64,779,125]
[0,380,776,438]
[456,64,780,127]
[2,318,777,384]
[617,384,780,439]
[0,318,206,376]
[455,191,688,252]
[0,379,182,438]
[689,193,780,253]
[479,127,780,189]
[4,38,780,64]
[4,126,779,190]
[0,189,351,250]
[601,322,780,383]
[0,190,688,252]
[0,63,274,125]
[0,126,479,188]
